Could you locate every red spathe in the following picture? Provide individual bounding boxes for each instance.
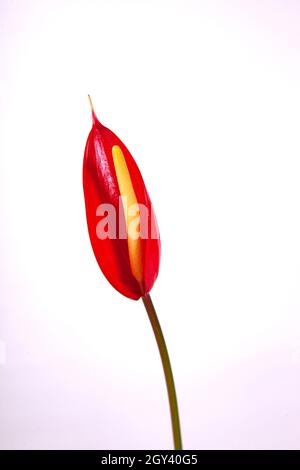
[83,110,161,300]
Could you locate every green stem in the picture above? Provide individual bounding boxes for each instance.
[142,293,182,450]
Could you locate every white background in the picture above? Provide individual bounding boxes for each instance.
[1,0,300,449]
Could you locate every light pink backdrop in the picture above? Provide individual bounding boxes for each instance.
[1,0,300,449]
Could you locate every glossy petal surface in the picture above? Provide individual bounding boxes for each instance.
[83,110,160,300]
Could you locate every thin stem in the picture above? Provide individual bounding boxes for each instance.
[142,293,182,450]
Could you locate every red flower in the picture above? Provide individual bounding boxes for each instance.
[83,97,161,300]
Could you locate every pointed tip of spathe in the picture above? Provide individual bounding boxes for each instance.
[88,94,99,125]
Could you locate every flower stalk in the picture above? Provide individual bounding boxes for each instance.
[142,294,182,450]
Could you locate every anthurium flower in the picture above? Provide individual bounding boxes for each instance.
[83,97,160,300]
[83,97,182,450]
